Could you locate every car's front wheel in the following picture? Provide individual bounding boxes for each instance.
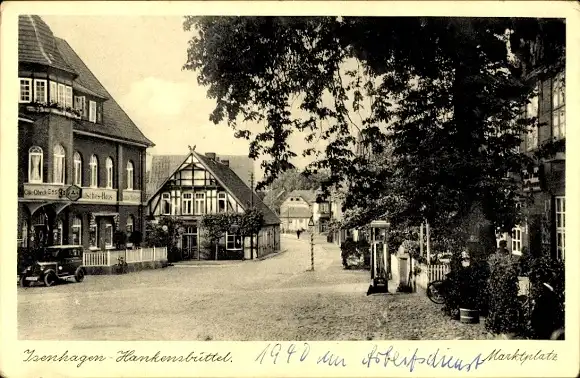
[19,275,31,288]
[74,268,85,282]
[44,272,57,287]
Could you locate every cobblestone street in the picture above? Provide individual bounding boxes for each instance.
[18,234,487,340]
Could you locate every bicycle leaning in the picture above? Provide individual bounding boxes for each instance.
[426,274,450,305]
[116,256,128,274]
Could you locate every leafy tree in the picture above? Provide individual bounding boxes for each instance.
[145,216,184,262]
[183,16,565,248]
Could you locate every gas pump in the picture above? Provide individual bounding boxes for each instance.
[367,220,390,295]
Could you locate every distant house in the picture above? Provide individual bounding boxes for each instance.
[146,151,280,260]
[279,189,331,233]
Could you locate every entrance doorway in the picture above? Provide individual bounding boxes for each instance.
[182,226,198,260]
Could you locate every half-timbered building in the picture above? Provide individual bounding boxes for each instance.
[146,151,280,260]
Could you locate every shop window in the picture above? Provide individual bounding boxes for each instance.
[126,161,134,190]
[161,193,171,215]
[34,79,47,104]
[104,221,113,248]
[53,220,63,245]
[89,155,98,187]
[194,193,205,215]
[89,223,98,249]
[72,217,82,245]
[126,216,134,246]
[182,193,193,215]
[21,222,28,247]
[218,192,226,213]
[105,157,114,189]
[28,146,43,183]
[19,78,32,103]
[73,151,82,186]
[555,196,565,260]
[53,144,65,184]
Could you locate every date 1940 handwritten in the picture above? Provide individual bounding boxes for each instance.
[255,343,347,367]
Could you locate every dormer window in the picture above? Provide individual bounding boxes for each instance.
[57,84,66,106]
[74,96,86,116]
[65,86,73,108]
[89,100,97,123]
[19,78,32,103]
[34,79,47,104]
[49,81,57,103]
[97,103,102,123]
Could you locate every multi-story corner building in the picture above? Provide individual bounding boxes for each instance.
[499,67,566,261]
[17,15,154,251]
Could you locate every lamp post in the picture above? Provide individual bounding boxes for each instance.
[308,217,315,271]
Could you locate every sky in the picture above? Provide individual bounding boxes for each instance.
[42,15,321,182]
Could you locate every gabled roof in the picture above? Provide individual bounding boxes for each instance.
[216,154,254,187]
[285,190,317,204]
[146,154,189,201]
[146,152,280,226]
[279,207,312,219]
[194,152,279,225]
[18,15,76,75]
[54,38,154,147]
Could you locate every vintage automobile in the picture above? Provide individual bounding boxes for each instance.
[19,245,85,287]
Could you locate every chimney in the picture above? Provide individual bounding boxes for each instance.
[205,152,216,160]
[221,159,229,167]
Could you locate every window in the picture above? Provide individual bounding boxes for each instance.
[104,221,113,248]
[161,193,171,215]
[53,220,63,245]
[49,81,57,104]
[552,72,565,140]
[89,100,97,123]
[89,223,97,249]
[319,202,329,213]
[28,146,43,183]
[126,216,134,245]
[182,193,193,215]
[73,152,82,186]
[65,86,73,109]
[194,193,205,215]
[21,222,28,247]
[126,161,134,190]
[19,78,32,103]
[89,155,98,187]
[57,83,66,106]
[218,192,226,213]
[511,226,522,255]
[34,79,47,104]
[526,88,538,150]
[74,95,86,115]
[105,157,114,189]
[96,103,102,123]
[53,144,65,184]
[72,217,82,245]
[555,196,565,260]
[226,232,242,250]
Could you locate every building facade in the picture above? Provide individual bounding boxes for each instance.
[146,151,280,260]
[498,68,566,261]
[279,190,330,233]
[17,15,154,252]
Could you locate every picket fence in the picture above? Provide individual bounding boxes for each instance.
[413,258,451,290]
[83,247,168,267]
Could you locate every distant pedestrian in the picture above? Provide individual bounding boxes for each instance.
[296,229,302,239]
[497,240,509,255]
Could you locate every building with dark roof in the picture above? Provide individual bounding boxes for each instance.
[17,15,154,252]
[146,150,280,260]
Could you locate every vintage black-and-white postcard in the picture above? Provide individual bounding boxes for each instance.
[1,1,578,377]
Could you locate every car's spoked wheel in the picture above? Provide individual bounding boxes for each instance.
[44,272,57,287]
[20,276,31,288]
[75,269,85,282]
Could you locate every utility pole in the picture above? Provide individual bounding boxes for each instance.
[308,217,315,271]
[250,171,254,259]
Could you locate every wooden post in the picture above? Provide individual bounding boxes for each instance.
[426,222,431,264]
[153,245,156,261]
[419,223,424,257]
[310,231,314,271]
